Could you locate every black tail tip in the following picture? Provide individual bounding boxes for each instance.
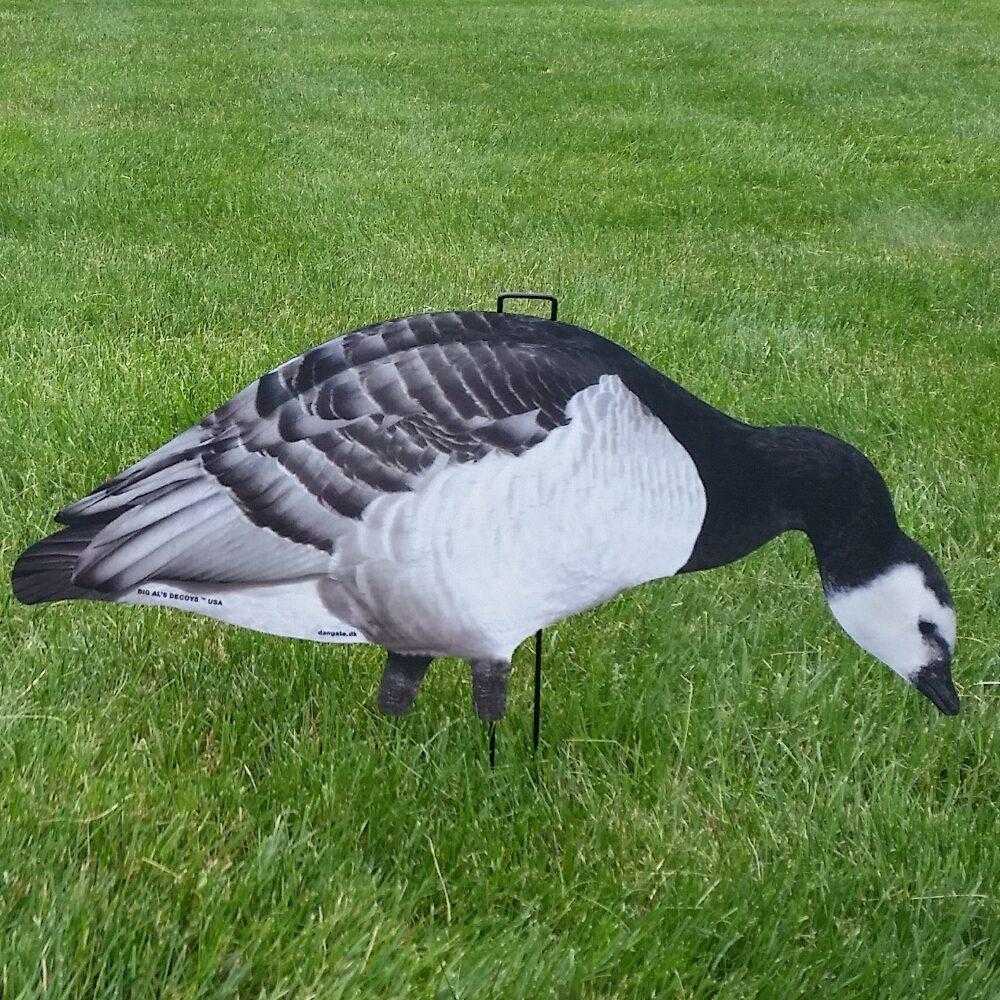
[10,528,102,606]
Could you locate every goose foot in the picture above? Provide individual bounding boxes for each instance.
[470,659,511,722]
[377,652,433,716]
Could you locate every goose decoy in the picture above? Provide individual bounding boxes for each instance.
[12,302,960,737]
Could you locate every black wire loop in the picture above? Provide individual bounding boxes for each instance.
[496,292,558,322]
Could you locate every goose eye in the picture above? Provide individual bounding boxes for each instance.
[918,619,936,636]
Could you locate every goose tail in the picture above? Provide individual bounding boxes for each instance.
[11,526,111,606]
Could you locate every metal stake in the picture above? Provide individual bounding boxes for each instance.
[495,291,559,759]
[533,628,543,752]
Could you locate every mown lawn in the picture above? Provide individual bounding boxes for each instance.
[1,1,998,996]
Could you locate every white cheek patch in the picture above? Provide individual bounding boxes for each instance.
[936,603,958,651]
[826,563,954,680]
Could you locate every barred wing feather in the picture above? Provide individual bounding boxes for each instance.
[40,311,605,597]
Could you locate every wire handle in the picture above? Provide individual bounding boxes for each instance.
[496,292,558,322]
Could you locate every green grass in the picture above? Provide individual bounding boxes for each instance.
[2,1,999,996]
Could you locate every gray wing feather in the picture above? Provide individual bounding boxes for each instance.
[54,311,605,594]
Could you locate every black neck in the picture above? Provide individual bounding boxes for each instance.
[582,337,904,586]
[679,423,901,585]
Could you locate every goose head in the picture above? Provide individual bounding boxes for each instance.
[824,536,958,715]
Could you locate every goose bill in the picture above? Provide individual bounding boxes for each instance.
[913,659,960,716]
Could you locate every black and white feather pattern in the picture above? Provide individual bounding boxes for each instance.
[12,306,962,718]
[18,311,610,601]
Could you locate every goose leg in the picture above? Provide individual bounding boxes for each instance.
[377,652,433,716]
[470,659,512,722]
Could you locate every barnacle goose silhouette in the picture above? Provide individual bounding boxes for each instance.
[12,308,959,722]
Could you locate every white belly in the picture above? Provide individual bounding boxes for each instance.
[323,375,706,658]
[114,376,706,656]
[118,576,369,645]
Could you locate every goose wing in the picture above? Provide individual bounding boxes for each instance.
[52,311,607,594]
